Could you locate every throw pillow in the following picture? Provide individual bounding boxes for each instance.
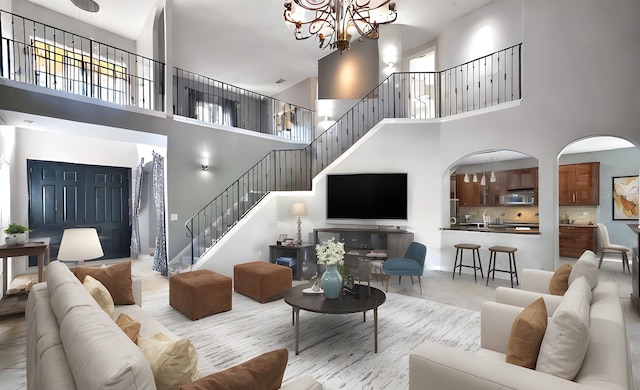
[83,275,115,319]
[548,263,572,295]
[74,261,135,304]
[536,276,591,380]
[505,297,548,369]
[568,250,599,290]
[137,332,199,390]
[178,348,288,390]
[115,312,141,343]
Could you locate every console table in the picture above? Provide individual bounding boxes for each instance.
[0,240,50,316]
[269,243,316,281]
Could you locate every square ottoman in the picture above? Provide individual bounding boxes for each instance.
[169,269,232,320]
[234,261,292,303]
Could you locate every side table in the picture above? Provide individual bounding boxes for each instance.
[269,243,316,280]
[0,240,50,316]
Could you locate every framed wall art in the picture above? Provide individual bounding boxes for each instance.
[612,175,639,220]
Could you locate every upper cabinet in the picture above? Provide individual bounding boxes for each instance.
[507,168,537,190]
[559,162,600,205]
[457,168,535,207]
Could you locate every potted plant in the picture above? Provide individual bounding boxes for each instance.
[4,223,30,245]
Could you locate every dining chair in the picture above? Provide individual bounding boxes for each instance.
[596,223,630,273]
[382,242,427,294]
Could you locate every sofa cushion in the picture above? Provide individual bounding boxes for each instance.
[74,261,136,304]
[536,276,591,380]
[83,275,115,319]
[137,332,199,390]
[568,250,598,289]
[178,348,288,390]
[505,297,548,369]
[116,312,141,343]
[548,263,572,295]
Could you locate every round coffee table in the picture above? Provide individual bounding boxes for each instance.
[283,283,386,355]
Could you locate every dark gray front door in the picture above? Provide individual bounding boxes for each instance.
[28,160,131,264]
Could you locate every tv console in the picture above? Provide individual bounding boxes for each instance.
[313,227,414,275]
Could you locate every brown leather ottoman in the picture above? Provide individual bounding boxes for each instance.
[233,261,292,303]
[169,270,232,320]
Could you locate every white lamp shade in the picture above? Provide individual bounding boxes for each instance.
[57,228,104,261]
[290,202,307,216]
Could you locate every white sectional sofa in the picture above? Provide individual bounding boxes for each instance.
[26,260,322,390]
[409,251,631,390]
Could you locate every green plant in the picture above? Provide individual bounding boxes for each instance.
[4,223,30,235]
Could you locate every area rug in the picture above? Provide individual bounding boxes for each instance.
[143,288,481,389]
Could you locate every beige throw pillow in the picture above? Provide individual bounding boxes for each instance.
[115,312,141,343]
[568,250,598,290]
[137,333,199,390]
[74,261,135,304]
[549,263,572,295]
[83,275,115,319]
[505,297,548,369]
[536,276,591,380]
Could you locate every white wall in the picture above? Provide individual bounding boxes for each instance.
[196,0,640,280]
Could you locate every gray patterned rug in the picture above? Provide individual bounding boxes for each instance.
[143,288,481,389]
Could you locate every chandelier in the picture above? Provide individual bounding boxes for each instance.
[283,0,397,54]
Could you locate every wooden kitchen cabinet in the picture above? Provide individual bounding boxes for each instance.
[559,225,597,258]
[507,168,537,190]
[559,162,600,205]
[457,174,482,206]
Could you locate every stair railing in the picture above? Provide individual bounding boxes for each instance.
[182,44,521,266]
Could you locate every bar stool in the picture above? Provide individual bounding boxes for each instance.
[452,243,484,283]
[486,246,518,288]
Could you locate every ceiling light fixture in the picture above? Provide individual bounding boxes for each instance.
[71,0,100,13]
[283,0,397,54]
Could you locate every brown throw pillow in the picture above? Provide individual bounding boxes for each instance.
[505,297,548,369]
[115,312,141,343]
[74,261,135,304]
[549,263,572,295]
[179,348,288,390]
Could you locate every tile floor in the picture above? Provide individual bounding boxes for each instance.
[0,254,638,389]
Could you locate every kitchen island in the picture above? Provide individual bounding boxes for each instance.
[443,222,539,235]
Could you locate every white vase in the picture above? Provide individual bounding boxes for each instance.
[5,235,17,245]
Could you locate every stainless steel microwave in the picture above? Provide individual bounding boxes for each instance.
[501,191,535,205]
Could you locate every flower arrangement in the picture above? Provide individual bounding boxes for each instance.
[315,237,345,265]
[4,223,30,235]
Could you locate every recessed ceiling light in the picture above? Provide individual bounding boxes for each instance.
[71,0,100,13]
[275,78,286,84]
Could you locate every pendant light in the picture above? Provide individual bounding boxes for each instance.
[472,173,478,183]
[480,161,486,186]
[490,156,497,183]
[464,172,470,183]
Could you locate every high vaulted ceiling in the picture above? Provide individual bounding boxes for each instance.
[26,0,492,96]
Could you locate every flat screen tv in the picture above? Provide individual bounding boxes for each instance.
[326,173,408,220]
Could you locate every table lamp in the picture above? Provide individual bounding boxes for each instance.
[290,203,307,245]
[57,228,104,266]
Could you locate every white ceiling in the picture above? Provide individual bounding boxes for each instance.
[26,0,492,97]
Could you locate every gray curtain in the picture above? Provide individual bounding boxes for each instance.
[152,152,168,276]
[130,158,144,259]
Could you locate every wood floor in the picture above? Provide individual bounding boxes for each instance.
[0,254,638,389]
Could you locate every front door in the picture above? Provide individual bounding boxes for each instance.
[28,160,131,264]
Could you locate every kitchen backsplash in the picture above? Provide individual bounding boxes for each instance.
[459,206,539,224]
[558,206,598,225]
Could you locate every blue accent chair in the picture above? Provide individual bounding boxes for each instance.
[382,242,427,294]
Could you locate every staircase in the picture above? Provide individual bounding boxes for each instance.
[177,44,522,269]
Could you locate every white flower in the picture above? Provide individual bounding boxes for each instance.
[316,237,345,265]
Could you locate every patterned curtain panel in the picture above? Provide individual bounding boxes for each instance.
[152,152,168,276]
[130,158,144,259]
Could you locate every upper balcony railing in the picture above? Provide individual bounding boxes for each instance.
[183,44,522,265]
[0,9,165,111]
[173,68,315,143]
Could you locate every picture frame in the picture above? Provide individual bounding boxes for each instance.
[278,234,287,242]
[612,175,639,220]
